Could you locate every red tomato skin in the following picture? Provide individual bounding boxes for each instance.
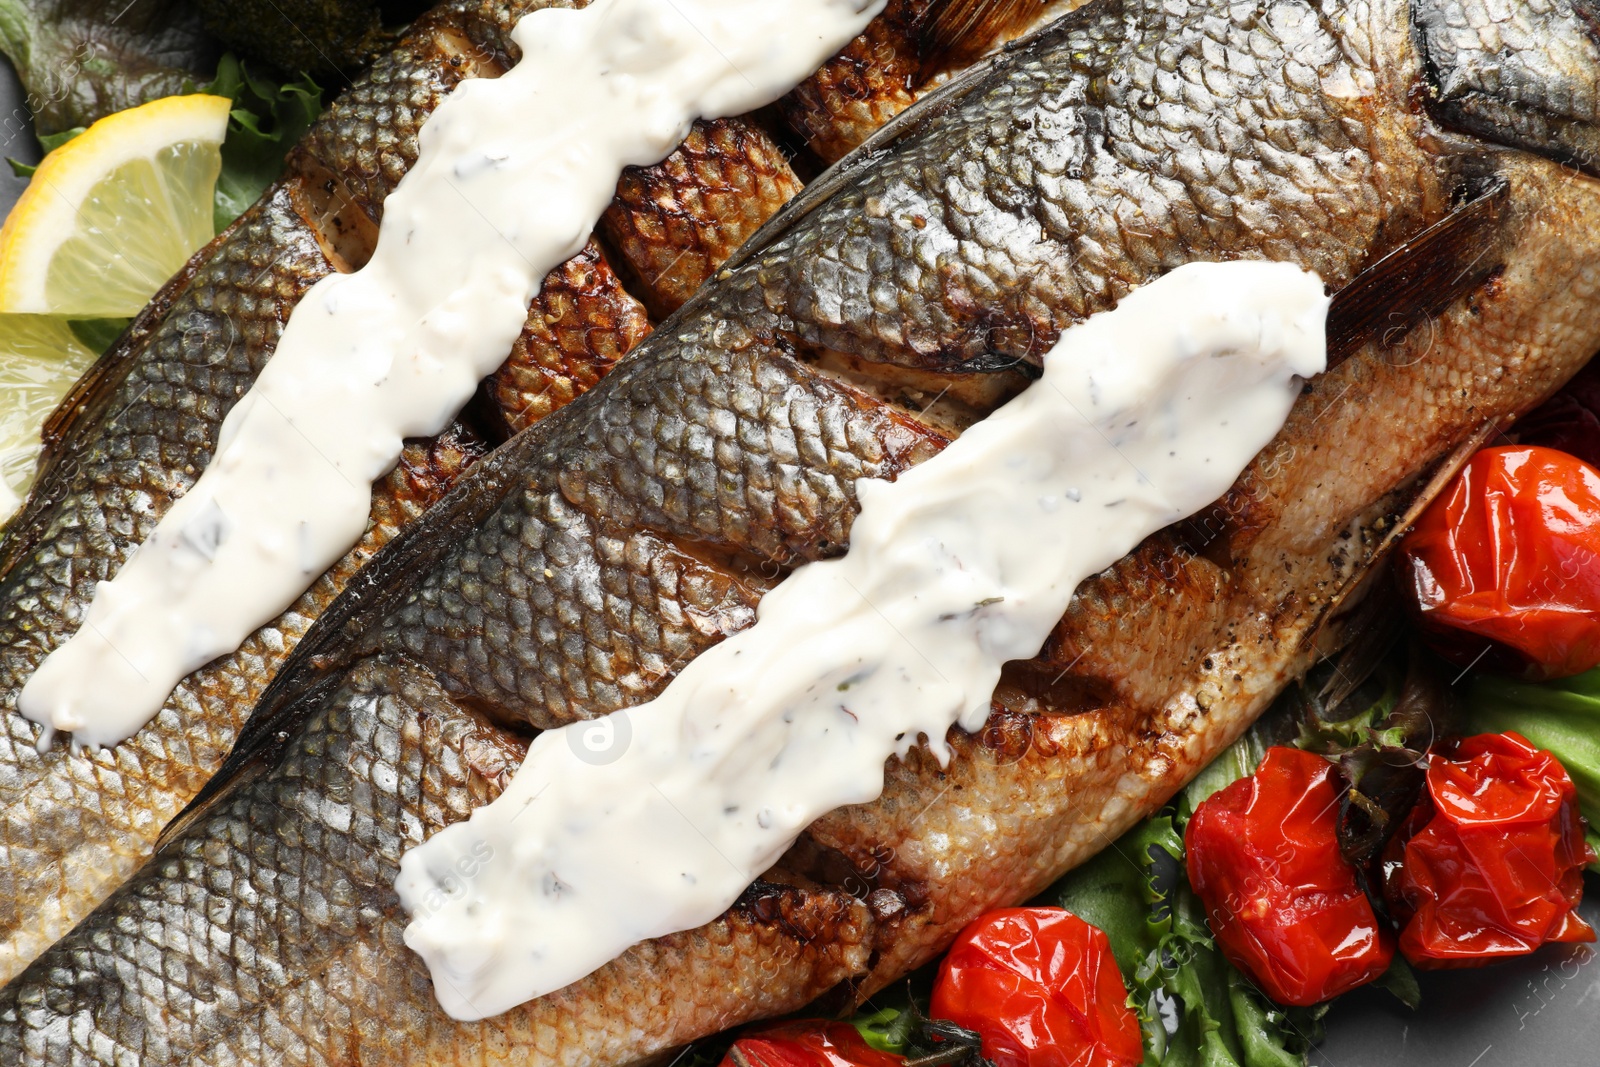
[930,908,1142,1067]
[1397,445,1600,679]
[720,1022,906,1067]
[1389,732,1597,968]
[1184,747,1394,1007]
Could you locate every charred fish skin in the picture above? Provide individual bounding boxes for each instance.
[601,117,806,316]
[778,0,1072,164]
[484,238,653,436]
[6,2,1597,1064]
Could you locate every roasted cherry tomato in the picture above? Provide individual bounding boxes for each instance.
[721,1021,906,1067]
[1385,731,1596,968]
[1397,445,1600,679]
[930,907,1141,1067]
[1184,746,1394,1006]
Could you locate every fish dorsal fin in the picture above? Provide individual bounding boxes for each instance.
[1325,173,1511,365]
[916,0,1053,74]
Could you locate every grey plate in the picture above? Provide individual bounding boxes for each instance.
[1,45,1599,1067]
[0,58,40,206]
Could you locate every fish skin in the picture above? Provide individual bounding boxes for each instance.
[485,238,652,435]
[1414,0,1600,174]
[778,0,1076,163]
[601,117,806,316]
[381,339,947,729]
[0,340,484,988]
[0,185,334,979]
[6,1,1598,1063]
[0,656,874,1065]
[820,152,1600,995]
[290,7,492,226]
[0,0,1006,979]
[780,6,924,163]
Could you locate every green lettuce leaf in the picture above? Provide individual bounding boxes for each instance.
[6,54,322,231]
[202,54,322,231]
[1045,676,1425,1067]
[6,123,79,176]
[68,317,129,354]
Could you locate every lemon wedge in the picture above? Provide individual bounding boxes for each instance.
[0,315,97,519]
[0,94,231,317]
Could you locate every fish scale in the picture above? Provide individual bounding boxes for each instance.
[812,158,1600,998]
[292,10,490,225]
[779,0,1077,163]
[549,336,950,564]
[383,507,775,726]
[0,185,335,980]
[764,2,1398,368]
[0,418,483,987]
[602,117,806,316]
[782,9,927,163]
[2,1,1594,1062]
[0,657,873,1065]
[383,341,945,728]
[485,240,651,436]
[0,0,1039,981]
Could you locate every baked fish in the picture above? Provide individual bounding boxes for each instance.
[0,0,1048,982]
[3,0,1594,1062]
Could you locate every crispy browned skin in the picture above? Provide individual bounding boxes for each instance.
[0,0,1038,983]
[4,1,1597,1063]
[780,0,1080,163]
[781,9,922,162]
[487,239,653,435]
[602,118,805,316]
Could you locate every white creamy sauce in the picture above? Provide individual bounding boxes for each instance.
[18,0,887,748]
[396,261,1330,1022]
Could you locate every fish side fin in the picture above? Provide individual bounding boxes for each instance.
[1325,174,1511,365]
[155,419,551,848]
[916,0,1050,74]
[1312,418,1503,649]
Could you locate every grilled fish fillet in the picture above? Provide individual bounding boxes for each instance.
[0,0,1043,981]
[3,0,1596,1062]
